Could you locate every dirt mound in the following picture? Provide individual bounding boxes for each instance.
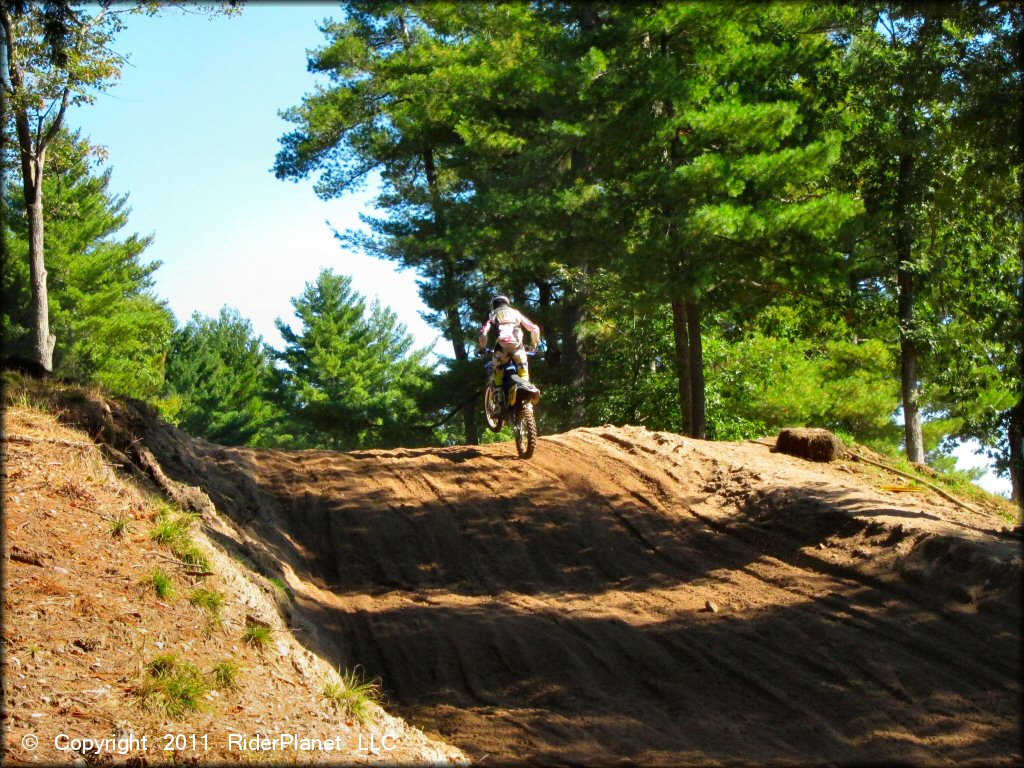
[3,402,467,765]
[27,393,1024,765]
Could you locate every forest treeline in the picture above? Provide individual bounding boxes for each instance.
[1,2,1021,499]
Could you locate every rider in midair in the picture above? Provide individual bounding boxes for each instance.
[478,295,542,392]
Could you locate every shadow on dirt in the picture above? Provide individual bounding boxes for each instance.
[290,590,1018,765]
[53,395,1022,766]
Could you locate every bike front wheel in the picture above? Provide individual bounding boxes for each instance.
[513,403,537,459]
[484,385,504,432]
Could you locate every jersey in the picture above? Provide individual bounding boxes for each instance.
[479,306,540,352]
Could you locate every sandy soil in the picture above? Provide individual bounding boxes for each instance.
[3,404,467,766]
[61,396,1020,767]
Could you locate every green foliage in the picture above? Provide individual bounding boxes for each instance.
[831,3,1021,472]
[135,653,210,718]
[242,623,273,649]
[713,334,901,446]
[163,307,277,446]
[189,588,226,626]
[322,667,382,726]
[209,660,241,690]
[273,269,435,450]
[144,567,176,600]
[2,131,174,396]
[108,514,132,538]
[148,506,211,571]
[149,507,195,546]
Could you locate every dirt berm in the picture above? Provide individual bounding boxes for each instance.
[68,395,1022,765]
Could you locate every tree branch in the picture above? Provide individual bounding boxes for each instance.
[39,86,72,151]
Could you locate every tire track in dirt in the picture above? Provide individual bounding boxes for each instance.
[115,415,1020,766]
[535,434,957,754]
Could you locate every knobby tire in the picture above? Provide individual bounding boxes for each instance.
[515,403,537,459]
[484,385,503,432]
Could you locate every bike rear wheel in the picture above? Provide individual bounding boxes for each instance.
[513,403,537,459]
[484,385,504,432]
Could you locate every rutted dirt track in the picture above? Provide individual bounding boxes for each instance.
[102,404,1021,765]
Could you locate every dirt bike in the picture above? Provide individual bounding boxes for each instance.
[482,349,540,459]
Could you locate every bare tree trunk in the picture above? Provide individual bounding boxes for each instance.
[1010,403,1023,505]
[5,11,67,375]
[0,49,8,305]
[1012,164,1024,506]
[446,308,478,446]
[897,264,925,464]
[424,145,477,444]
[670,298,692,436]
[685,295,705,439]
[895,145,925,464]
[560,298,586,430]
[15,114,55,372]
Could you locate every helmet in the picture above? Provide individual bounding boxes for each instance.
[491,295,510,310]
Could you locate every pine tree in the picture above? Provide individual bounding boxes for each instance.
[588,3,860,437]
[3,130,174,398]
[164,307,276,446]
[835,2,1019,467]
[275,2,487,443]
[274,269,434,450]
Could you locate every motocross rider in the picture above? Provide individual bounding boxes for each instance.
[478,295,542,392]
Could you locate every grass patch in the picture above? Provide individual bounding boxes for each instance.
[4,376,50,412]
[149,506,196,545]
[209,660,241,690]
[852,443,1019,523]
[149,506,212,571]
[135,654,210,718]
[267,576,291,600]
[230,552,257,572]
[175,541,211,571]
[109,514,132,538]
[241,623,273,649]
[189,588,226,626]
[322,667,382,725]
[144,568,176,600]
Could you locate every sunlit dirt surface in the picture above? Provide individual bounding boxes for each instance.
[107,410,1021,767]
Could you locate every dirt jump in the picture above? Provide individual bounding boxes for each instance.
[76,398,1022,765]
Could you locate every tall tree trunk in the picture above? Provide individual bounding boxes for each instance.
[445,307,478,446]
[895,145,925,464]
[423,144,477,444]
[0,10,10,282]
[1010,403,1023,504]
[670,298,692,436]
[1012,161,1024,505]
[558,140,591,431]
[15,112,55,372]
[560,298,585,430]
[685,295,706,439]
[5,17,67,375]
[27,192,54,370]
[897,267,925,464]
[0,62,8,308]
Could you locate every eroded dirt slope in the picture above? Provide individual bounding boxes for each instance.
[3,404,467,766]
[60,397,1024,765]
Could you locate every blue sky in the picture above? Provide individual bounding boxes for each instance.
[65,3,1010,496]
[70,3,440,353]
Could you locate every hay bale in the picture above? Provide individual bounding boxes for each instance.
[776,428,847,462]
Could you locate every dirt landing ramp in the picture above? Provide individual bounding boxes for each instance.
[86,405,1022,766]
